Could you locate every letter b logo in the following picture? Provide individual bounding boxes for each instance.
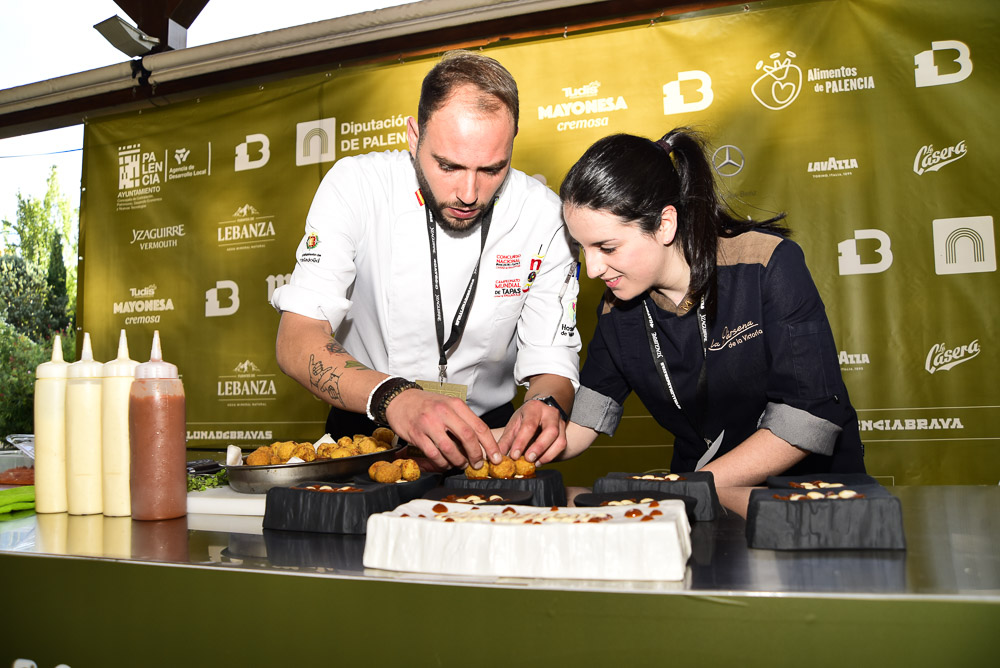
[914,41,973,88]
[838,229,893,275]
[206,280,240,317]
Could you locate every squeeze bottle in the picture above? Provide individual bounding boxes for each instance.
[34,334,69,513]
[129,331,187,520]
[65,332,104,515]
[102,330,138,516]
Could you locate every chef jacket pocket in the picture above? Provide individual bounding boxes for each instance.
[787,320,838,398]
[487,301,522,362]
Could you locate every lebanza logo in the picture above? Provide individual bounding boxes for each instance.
[925,339,980,374]
[915,40,973,88]
[218,358,277,407]
[218,203,277,251]
[752,51,802,110]
[914,140,967,175]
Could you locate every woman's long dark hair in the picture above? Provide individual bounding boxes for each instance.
[560,128,788,312]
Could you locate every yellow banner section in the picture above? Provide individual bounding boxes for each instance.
[81,0,998,482]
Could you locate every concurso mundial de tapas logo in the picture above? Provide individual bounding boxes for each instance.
[752,51,802,110]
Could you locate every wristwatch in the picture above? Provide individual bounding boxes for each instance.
[528,395,569,423]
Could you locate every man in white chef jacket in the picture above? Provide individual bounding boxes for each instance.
[272,51,581,471]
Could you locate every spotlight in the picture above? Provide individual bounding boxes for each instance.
[94,15,161,58]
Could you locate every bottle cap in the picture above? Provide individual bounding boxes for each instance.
[102,329,139,378]
[36,334,70,379]
[134,330,179,380]
[67,332,105,379]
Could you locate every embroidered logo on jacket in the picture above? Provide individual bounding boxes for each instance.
[709,320,763,351]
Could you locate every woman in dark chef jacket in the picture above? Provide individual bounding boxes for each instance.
[556,128,865,486]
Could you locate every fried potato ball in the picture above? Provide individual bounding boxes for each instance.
[465,462,490,479]
[369,460,402,483]
[316,443,337,459]
[399,458,421,481]
[272,441,298,462]
[514,458,536,478]
[489,455,516,479]
[372,427,395,444]
[246,446,274,467]
[291,443,316,462]
[337,436,355,449]
[327,446,356,459]
[356,436,381,454]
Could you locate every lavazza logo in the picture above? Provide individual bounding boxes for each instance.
[838,350,871,372]
[807,155,858,178]
[537,80,628,133]
[216,358,278,407]
[217,203,276,251]
[925,338,980,374]
[113,283,175,325]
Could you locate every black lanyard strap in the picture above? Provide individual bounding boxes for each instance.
[425,197,495,383]
[642,294,710,442]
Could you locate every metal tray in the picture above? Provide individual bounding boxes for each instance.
[225,443,405,494]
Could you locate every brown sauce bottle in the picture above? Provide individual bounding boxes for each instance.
[129,331,187,521]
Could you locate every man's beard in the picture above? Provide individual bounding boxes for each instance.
[412,157,489,232]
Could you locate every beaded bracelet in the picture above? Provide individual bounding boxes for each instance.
[369,377,421,425]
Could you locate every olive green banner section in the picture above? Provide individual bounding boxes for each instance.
[80,0,997,482]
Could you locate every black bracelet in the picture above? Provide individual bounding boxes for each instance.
[528,395,569,423]
[371,377,420,425]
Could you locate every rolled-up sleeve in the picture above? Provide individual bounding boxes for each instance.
[758,401,841,455]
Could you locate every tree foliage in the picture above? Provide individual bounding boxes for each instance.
[0,165,79,434]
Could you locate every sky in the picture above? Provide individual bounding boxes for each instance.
[0,0,408,227]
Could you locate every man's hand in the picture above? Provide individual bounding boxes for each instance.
[385,389,501,470]
[496,398,567,465]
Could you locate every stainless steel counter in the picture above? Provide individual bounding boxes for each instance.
[3,485,998,600]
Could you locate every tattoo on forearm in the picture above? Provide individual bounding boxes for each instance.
[344,360,370,370]
[325,339,347,355]
[308,353,344,406]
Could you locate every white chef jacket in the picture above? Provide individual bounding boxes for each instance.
[271,150,581,415]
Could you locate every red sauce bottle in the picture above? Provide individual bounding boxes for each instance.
[129,331,186,521]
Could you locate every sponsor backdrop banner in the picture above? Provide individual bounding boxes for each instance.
[80,0,997,483]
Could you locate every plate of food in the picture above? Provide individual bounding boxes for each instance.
[422,487,534,506]
[573,490,697,520]
[226,428,403,493]
[354,458,442,505]
[442,456,566,506]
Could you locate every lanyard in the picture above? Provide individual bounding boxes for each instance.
[424,196,495,383]
[641,294,710,441]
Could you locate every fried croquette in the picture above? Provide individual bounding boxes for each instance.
[328,446,356,459]
[399,458,421,481]
[372,427,395,444]
[513,458,536,478]
[355,436,381,454]
[272,441,298,461]
[337,436,355,449]
[489,455,517,479]
[291,443,316,462]
[246,446,274,466]
[370,461,402,483]
[464,462,490,479]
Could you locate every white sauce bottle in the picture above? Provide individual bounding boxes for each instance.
[34,334,69,513]
[101,330,138,516]
[65,332,104,515]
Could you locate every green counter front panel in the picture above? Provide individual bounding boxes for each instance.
[4,554,998,667]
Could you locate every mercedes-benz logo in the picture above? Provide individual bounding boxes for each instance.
[712,145,745,177]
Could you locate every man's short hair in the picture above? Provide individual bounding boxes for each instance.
[417,50,519,134]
